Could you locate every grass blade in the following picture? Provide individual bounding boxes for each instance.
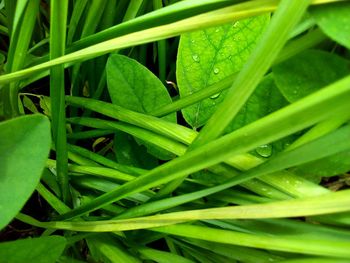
[50,0,69,202]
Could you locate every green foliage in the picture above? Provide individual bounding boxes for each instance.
[1,0,350,262]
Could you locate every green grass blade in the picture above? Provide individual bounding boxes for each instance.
[66,0,88,45]
[16,187,350,230]
[153,224,350,258]
[50,0,69,202]
[123,0,144,22]
[153,0,166,83]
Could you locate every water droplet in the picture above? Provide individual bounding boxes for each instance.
[256,144,272,158]
[233,21,240,28]
[192,54,200,62]
[213,68,220,74]
[210,92,221,99]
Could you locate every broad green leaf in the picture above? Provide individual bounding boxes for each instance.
[0,114,51,230]
[273,50,350,103]
[107,54,176,159]
[273,50,350,177]
[0,236,66,263]
[177,15,270,128]
[311,2,350,49]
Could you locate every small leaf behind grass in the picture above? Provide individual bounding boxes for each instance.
[0,114,51,230]
[273,50,350,178]
[107,54,177,160]
[311,2,350,49]
[273,50,350,103]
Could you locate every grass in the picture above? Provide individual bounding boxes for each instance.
[1,0,350,262]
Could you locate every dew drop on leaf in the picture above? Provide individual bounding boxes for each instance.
[192,54,200,62]
[256,144,272,158]
[210,92,221,99]
[213,68,220,74]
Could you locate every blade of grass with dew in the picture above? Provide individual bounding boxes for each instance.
[65,98,327,200]
[56,74,350,220]
[50,0,69,202]
[66,94,329,199]
[67,117,289,201]
[111,123,350,219]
